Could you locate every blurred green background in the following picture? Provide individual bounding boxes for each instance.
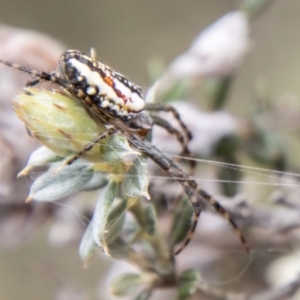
[0,0,300,299]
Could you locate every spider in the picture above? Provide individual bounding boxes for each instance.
[0,49,249,255]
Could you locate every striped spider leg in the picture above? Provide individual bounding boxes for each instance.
[0,50,249,255]
[146,104,197,175]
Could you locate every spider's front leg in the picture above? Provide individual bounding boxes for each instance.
[26,77,42,87]
[129,134,250,255]
[54,127,117,173]
[26,71,58,87]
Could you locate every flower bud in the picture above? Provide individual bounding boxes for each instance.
[13,88,107,160]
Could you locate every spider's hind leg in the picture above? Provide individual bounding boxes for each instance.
[174,211,200,255]
[151,114,196,175]
[146,103,196,175]
[129,135,249,256]
[145,103,193,142]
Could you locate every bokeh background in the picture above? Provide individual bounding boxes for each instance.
[0,0,300,299]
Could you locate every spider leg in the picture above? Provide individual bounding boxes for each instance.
[151,114,196,175]
[145,103,193,143]
[151,115,196,226]
[0,59,55,82]
[26,77,42,87]
[129,135,249,255]
[54,127,117,173]
[26,71,57,87]
[174,211,200,255]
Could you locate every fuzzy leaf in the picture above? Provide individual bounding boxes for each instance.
[169,197,193,247]
[18,146,63,177]
[28,164,94,201]
[102,134,134,164]
[143,203,156,236]
[79,221,98,267]
[104,237,130,259]
[104,197,127,245]
[81,172,108,191]
[92,181,118,247]
[123,157,149,198]
[127,199,156,236]
[110,273,144,297]
[132,289,152,300]
[104,214,125,246]
[27,146,62,166]
[178,270,200,300]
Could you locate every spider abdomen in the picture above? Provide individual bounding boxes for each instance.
[58,50,145,119]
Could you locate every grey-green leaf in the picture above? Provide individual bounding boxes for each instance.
[132,289,152,300]
[92,181,118,247]
[123,157,149,198]
[169,197,193,247]
[81,171,108,191]
[28,164,94,201]
[104,237,130,259]
[18,146,63,176]
[143,203,156,236]
[102,134,133,164]
[79,220,98,266]
[104,197,128,244]
[178,270,200,300]
[28,146,63,165]
[110,273,144,297]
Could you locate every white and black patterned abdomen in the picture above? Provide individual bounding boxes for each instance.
[57,50,145,120]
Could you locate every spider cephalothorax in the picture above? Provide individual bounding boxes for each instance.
[0,49,249,255]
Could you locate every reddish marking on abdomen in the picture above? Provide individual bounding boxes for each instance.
[114,88,128,103]
[104,75,128,103]
[104,76,114,87]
